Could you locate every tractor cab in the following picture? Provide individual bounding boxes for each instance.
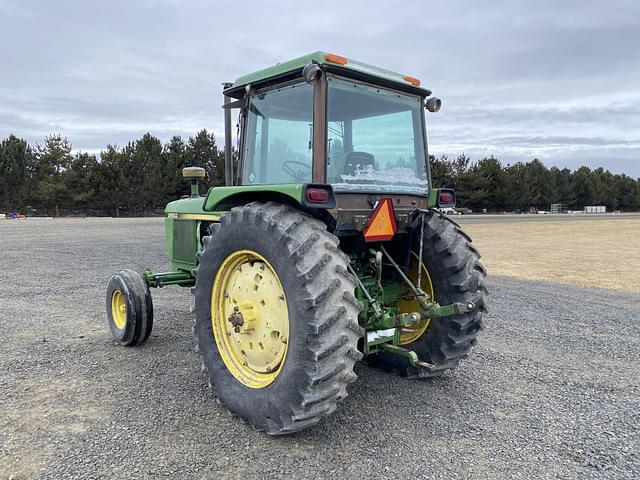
[214,51,449,230]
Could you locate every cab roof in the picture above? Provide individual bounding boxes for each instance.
[224,51,432,98]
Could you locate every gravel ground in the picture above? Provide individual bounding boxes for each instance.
[1,218,639,479]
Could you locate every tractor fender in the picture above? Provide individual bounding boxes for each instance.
[203,183,335,212]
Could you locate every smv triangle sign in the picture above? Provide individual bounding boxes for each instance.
[363,198,397,242]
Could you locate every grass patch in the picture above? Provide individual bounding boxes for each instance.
[462,219,640,292]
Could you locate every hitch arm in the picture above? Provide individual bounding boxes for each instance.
[422,301,476,319]
[379,245,475,318]
[379,344,451,373]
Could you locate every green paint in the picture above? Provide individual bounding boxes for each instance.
[231,51,431,96]
[379,344,420,364]
[232,52,325,88]
[165,196,208,214]
[427,188,438,208]
[172,219,197,263]
[164,195,218,270]
[203,184,305,211]
[164,218,198,270]
[144,268,195,288]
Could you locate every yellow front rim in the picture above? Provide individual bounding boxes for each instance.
[111,290,127,330]
[397,252,435,345]
[211,250,289,389]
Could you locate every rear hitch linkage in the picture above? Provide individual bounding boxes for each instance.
[379,245,475,318]
[357,242,476,372]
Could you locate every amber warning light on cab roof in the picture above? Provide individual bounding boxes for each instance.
[403,75,421,87]
[324,53,348,65]
[324,52,420,86]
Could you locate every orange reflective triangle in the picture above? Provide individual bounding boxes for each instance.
[363,198,397,242]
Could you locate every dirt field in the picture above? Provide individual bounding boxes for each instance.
[1,217,639,479]
[463,219,640,293]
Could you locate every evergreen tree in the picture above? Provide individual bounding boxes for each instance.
[186,129,224,188]
[34,134,73,216]
[164,136,190,198]
[0,135,36,211]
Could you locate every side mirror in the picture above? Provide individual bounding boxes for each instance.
[425,97,442,113]
[435,188,456,208]
[183,167,206,198]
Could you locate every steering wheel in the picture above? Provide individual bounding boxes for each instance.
[282,160,312,181]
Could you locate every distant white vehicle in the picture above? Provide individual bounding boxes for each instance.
[439,206,458,215]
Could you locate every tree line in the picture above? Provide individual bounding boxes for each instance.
[430,155,640,212]
[1,132,639,215]
[0,131,224,216]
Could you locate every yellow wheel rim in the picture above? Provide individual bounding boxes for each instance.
[111,290,127,330]
[397,252,435,345]
[211,250,289,389]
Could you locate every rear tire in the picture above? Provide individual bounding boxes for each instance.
[106,269,154,346]
[192,202,363,435]
[368,211,487,377]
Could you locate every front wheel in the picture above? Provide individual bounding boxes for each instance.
[192,202,363,435]
[105,269,154,346]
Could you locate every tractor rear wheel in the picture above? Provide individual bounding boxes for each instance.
[106,269,154,346]
[192,202,363,434]
[368,211,487,377]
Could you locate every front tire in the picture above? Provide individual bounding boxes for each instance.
[192,202,363,435]
[106,269,154,346]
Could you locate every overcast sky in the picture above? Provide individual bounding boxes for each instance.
[1,0,639,177]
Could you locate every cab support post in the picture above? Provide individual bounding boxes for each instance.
[223,82,234,186]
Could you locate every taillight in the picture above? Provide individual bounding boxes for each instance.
[306,188,330,203]
[302,184,335,208]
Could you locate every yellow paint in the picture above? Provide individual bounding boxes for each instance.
[396,252,435,344]
[111,290,127,330]
[211,250,289,388]
[170,213,221,221]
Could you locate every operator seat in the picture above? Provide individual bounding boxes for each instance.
[343,151,375,176]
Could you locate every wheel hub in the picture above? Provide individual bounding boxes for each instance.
[111,290,127,330]
[211,250,289,388]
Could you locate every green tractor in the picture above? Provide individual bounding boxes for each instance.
[106,52,487,435]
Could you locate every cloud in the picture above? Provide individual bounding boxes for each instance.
[0,0,639,176]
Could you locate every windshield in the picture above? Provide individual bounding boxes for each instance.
[326,76,428,195]
[242,82,313,185]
